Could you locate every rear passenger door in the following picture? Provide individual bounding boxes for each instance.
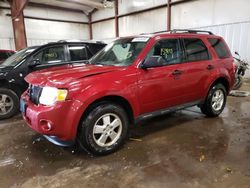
[179,37,214,103]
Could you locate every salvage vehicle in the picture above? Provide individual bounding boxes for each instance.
[0,40,106,119]
[0,49,15,64]
[233,52,249,90]
[21,30,235,155]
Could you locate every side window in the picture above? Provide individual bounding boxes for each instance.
[69,45,88,61]
[147,39,182,65]
[183,38,210,62]
[34,46,65,64]
[208,38,230,59]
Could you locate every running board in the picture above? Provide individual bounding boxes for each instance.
[135,100,202,123]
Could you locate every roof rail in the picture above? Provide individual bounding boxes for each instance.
[171,29,214,35]
[147,29,213,35]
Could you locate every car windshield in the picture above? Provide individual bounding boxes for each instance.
[1,46,38,67]
[89,37,149,66]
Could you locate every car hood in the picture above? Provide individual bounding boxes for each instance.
[25,64,121,87]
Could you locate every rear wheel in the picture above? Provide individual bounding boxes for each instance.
[200,84,227,117]
[0,88,19,120]
[78,103,129,155]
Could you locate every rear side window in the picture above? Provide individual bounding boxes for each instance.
[88,43,106,56]
[183,38,210,62]
[208,38,230,59]
[69,45,87,61]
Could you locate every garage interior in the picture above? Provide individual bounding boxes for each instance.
[0,0,250,187]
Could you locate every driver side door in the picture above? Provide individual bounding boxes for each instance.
[137,38,187,114]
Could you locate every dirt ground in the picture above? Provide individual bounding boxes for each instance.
[0,80,249,188]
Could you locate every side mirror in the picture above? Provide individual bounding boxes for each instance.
[29,59,41,68]
[140,56,165,69]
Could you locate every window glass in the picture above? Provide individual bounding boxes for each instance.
[90,38,147,67]
[0,52,9,61]
[147,39,182,65]
[69,45,87,61]
[184,38,210,62]
[34,46,65,64]
[208,38,230,59]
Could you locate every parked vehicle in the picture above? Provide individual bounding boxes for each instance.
[21,30,235,155]
[0,49,15,64]
[0,40,106,120]
[233,52,249,90]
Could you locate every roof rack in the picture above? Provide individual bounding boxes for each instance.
[171,29,214,35]
[149,29,213,35]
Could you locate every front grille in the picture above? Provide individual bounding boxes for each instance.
[28,85,42,105]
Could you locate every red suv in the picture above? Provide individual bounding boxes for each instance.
[21,30,235,155]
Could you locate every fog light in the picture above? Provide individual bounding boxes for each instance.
[40,120,53,131]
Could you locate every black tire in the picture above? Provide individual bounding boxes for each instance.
[233,75,243,90]
[0,88,19,120]
[200,84,227,117]
[77,103,129,155]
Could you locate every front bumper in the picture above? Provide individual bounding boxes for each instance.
[21,92,84,142]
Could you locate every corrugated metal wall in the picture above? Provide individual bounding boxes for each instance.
[24,7,89,46]
[0,3,89,50]
[0,8,15,50]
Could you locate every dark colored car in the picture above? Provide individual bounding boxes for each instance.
[0,50,15,64]
[21,30,235,155]
[0,40,106,120]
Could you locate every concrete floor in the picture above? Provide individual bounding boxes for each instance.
[0,81,250,188]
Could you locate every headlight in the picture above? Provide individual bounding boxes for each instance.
[39,87,68,106]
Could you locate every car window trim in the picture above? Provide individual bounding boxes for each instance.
[139,38,184,68]
[181,38,212,63]
[31,45,67,65]
[67,44,88,62]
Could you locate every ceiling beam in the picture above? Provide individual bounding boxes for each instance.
[28,2,84,13]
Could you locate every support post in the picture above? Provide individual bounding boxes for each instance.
[167,0,171,31]
[88,13,93,40]
[9,0,28,50]
[114,0,119,37]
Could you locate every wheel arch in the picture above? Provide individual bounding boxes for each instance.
[79,95,135,126]
[209,77,230,94]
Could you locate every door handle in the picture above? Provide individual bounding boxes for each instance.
[207,65,214,70]
[172,70,183,76]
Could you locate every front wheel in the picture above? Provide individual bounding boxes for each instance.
[78,103,129,155]
[200,84,227,117]
[0,88,19,120]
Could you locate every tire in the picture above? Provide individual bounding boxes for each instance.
[233,75,243,90]
[200,84,227,117]
[77,103,129,155]
[0,88,19,120]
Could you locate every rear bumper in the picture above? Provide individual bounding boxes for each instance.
[21,92,84,142]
